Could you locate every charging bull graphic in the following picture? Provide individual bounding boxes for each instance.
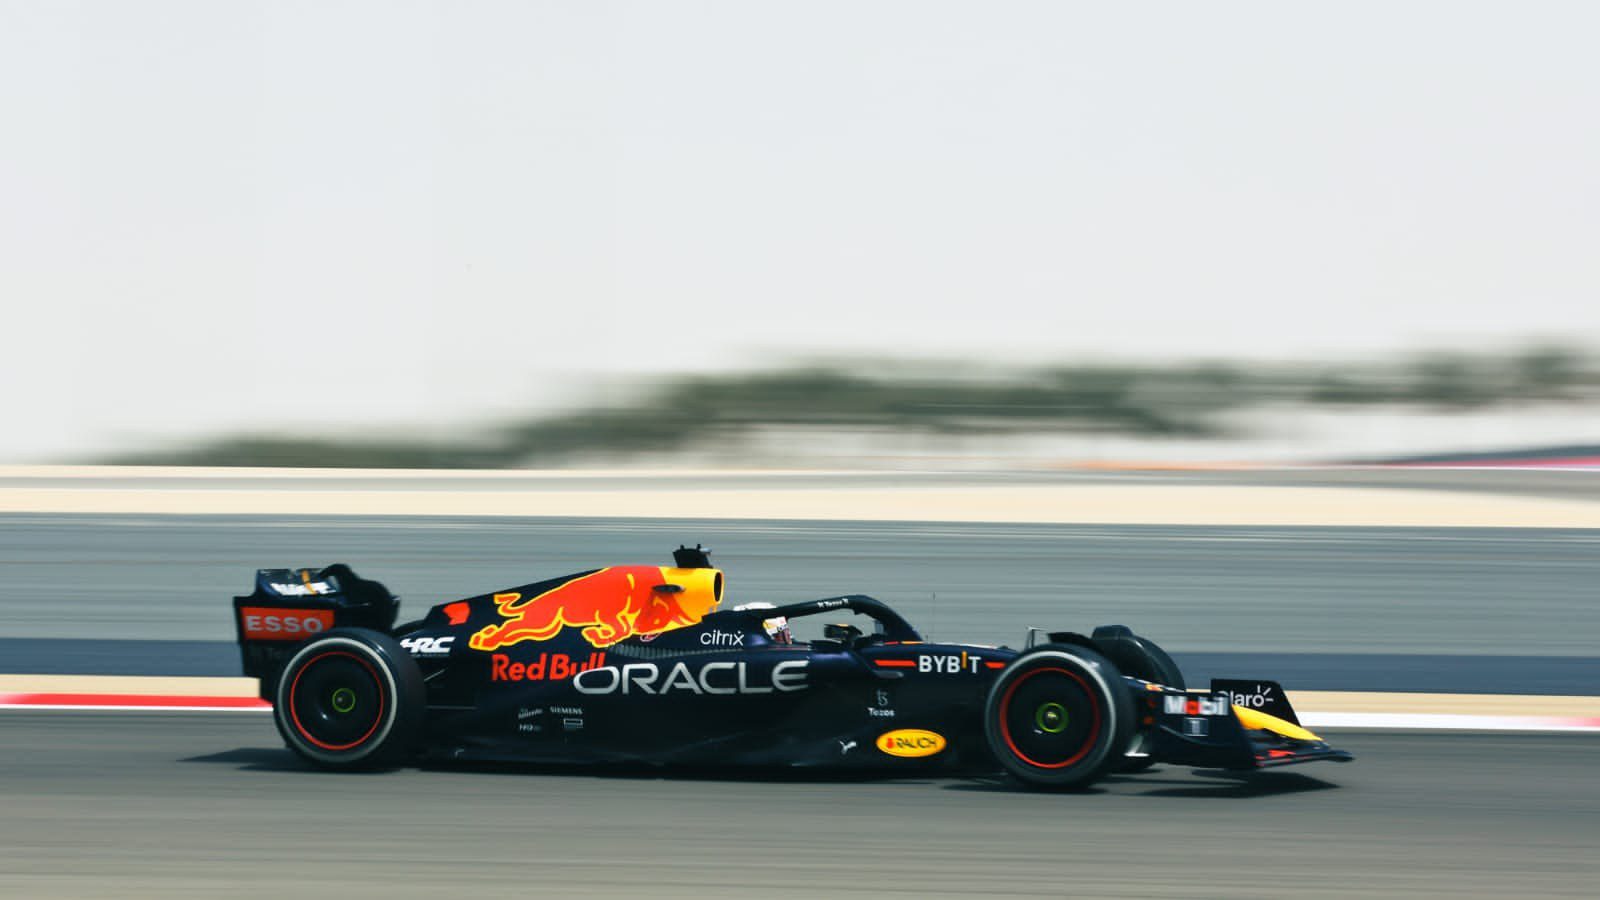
[468,566,724,650]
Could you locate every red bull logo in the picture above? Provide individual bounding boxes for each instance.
[490,652,607,682]
[469,566,724,650]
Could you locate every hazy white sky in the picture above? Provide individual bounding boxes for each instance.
[2,1,1598,459]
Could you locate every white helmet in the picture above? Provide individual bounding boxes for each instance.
[733,602,792,645]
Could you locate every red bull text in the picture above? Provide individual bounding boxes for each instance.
[490,652,607,682]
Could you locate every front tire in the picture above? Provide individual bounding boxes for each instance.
[273,628,424,770]
[983,644,1134,790]
[1091,625,1184,772]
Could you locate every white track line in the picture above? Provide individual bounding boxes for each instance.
[1302,711,1600,732]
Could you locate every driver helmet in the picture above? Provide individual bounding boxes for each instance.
[733,602,792,645]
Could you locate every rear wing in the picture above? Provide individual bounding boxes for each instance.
[232,564,399,698]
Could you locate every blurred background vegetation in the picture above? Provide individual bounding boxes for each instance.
[107,344,1600,468]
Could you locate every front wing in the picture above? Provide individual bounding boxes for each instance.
[1136,680,1354,771]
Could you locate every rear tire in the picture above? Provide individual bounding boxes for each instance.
[273,628,424,770]
[983,644,1134,790]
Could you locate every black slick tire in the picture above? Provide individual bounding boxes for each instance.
[272,628,424,770]
[1090,625,1184,772]
[983,644,1134,790]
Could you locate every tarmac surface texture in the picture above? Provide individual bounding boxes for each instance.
[0,713,1593,898]
[4,514,1598,658]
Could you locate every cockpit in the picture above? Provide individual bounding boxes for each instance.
[728,594,922,651]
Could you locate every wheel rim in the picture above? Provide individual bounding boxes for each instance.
[1035,701,1068,733]
[287,650,386,752]
[330,687,357,714]
[998,667,1103,769]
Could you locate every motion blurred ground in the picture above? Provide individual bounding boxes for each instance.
[3,467,1598,898]
[0,714,1593,898]
[4,479,1600,664]
[8,466,1600,526]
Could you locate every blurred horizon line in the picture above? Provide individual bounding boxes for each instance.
[78,341,1600,470]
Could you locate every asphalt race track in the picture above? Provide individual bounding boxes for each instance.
[0,712,1594,898]
[3,511,1599,896]
[3,514,1600,690]
[7,515,1600,655]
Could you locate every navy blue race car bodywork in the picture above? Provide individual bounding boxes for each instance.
[234,547,1352,789]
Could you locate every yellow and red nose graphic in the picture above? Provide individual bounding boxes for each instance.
[468,566,723,650]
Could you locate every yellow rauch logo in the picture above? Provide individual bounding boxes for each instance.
[876,729,947,758]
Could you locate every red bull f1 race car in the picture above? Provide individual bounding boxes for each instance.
[233,546,1352,790]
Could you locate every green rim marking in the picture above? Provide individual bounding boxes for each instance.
[1036,701,1068,733]
[330,687,357,714]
